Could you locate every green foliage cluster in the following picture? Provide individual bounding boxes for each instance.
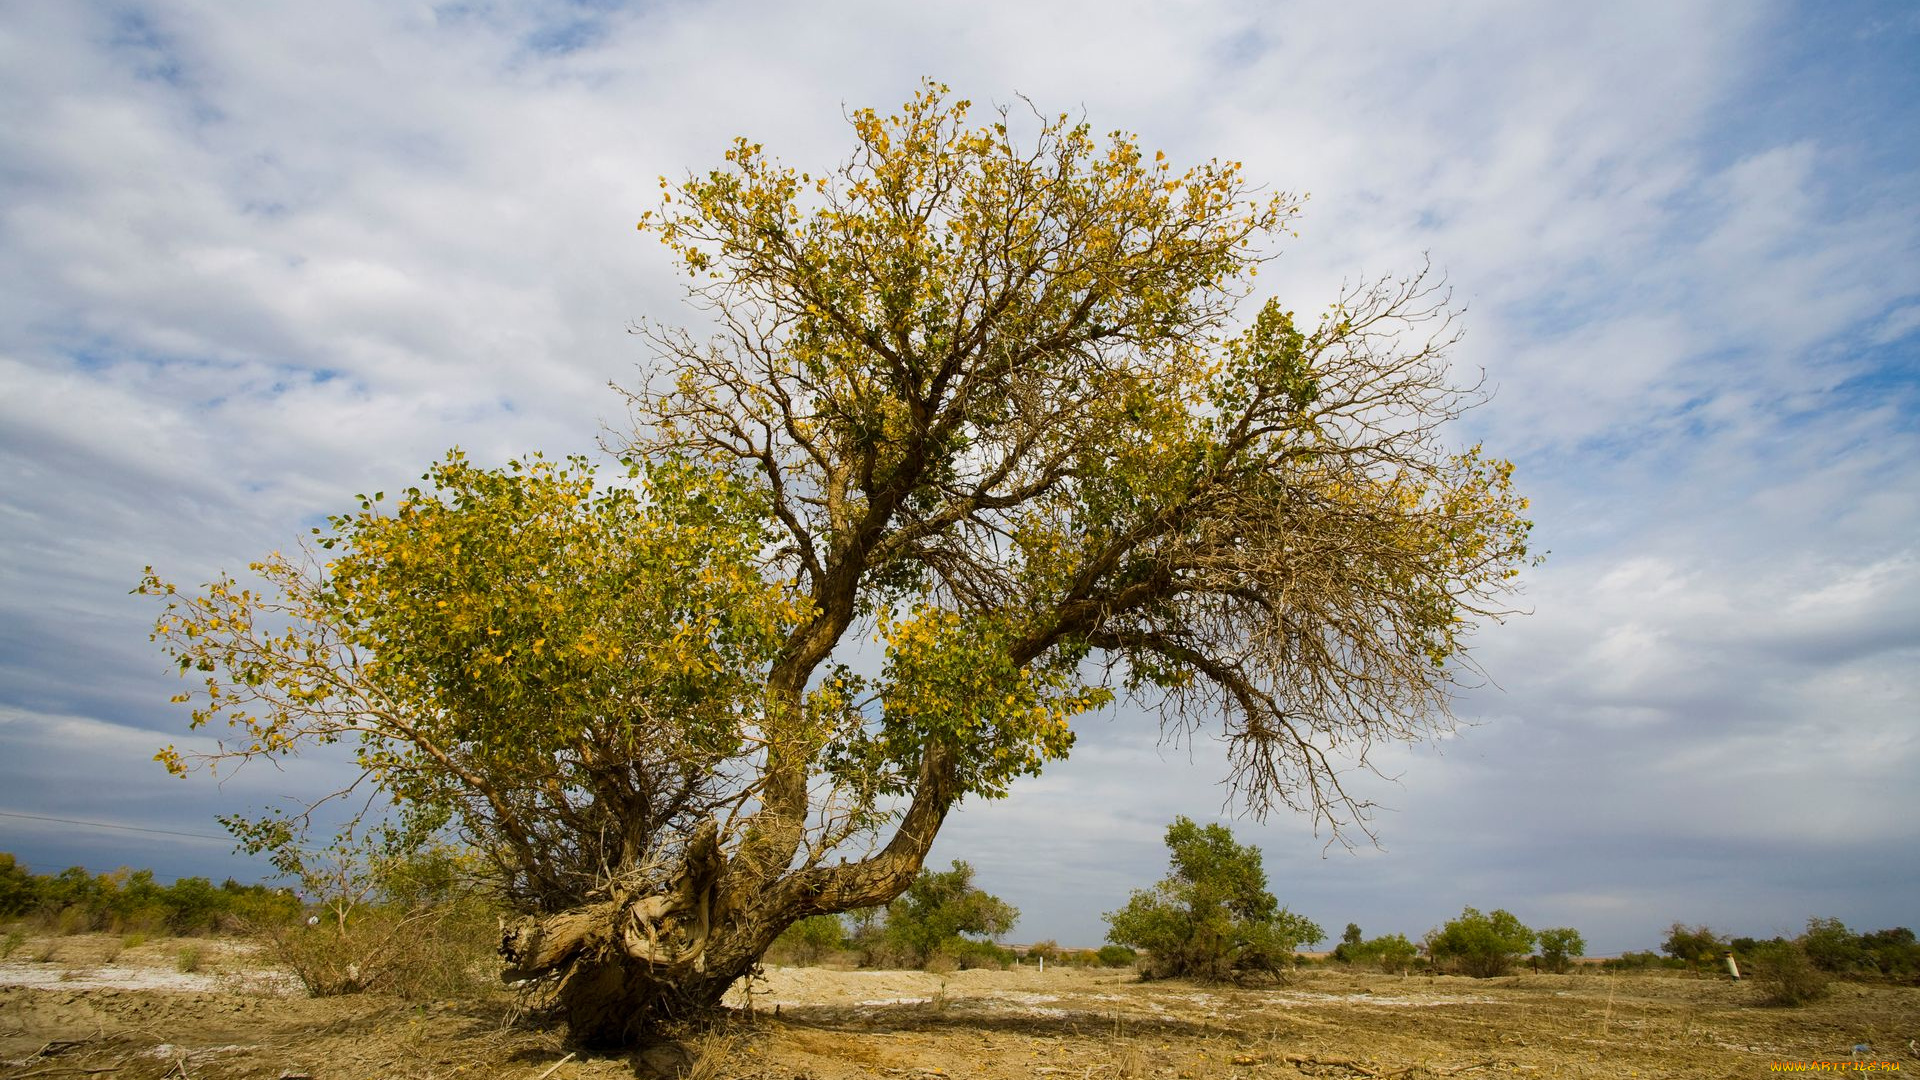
[1104,817,1323,982]
[1425,907,1536,978]
[1331,924,1420,973]
[0,852,299,934]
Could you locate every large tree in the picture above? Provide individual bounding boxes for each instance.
[143,82,1533,1046]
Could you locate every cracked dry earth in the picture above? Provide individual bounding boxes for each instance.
[3,934,1915,1079]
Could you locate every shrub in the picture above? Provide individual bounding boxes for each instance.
[1536,927,1586,974]
[1426,907,1535,978]
[1749,940,1829,1006]
[934,938,1015,971]
[175,945,206,973]
[1603,950,1674,972]
[262,896,499,999]
[1342,932,1419,973]
[1096,944,1138,968]
[1661,923,1725,968]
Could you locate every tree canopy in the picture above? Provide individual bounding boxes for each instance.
[143,81,1534,1045]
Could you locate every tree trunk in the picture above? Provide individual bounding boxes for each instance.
[499,752,962,1047]
[502,883,793,1048]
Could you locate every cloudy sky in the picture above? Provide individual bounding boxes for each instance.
[1,1,1914,956]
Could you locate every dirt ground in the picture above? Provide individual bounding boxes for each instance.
[3,932,1915,1079]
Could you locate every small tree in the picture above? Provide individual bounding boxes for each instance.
[1104,817,1323,981]
[1332,922,1364,963]
[1536,926,1586,974]
[879,861,1017,968]
[1427,907,1535,978]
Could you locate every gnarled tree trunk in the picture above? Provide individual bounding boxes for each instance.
[499,749,960,1047]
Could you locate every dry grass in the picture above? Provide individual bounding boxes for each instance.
[0,942,1913,1078]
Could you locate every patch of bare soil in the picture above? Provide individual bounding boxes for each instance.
[2,934,1915,1079]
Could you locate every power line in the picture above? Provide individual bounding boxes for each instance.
[0,809,230,842]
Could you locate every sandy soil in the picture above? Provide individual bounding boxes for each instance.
[2,933,1915,1079]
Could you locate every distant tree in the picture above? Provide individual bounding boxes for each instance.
[1333,922,1364,962]
[1426,907,1536,978]
[1104,817,1323,981]
[880,861,1018,968]
[1536,926,1586,974]
[1799,917,1869,975]
[1661,923,1725,968]
[0,854,38,917]
[772,914,847,965]
[1858,927,1920,980]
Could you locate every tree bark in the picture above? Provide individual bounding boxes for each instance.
[498,747,963,1047]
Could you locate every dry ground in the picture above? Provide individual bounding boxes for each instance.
[2,932,1914,1079]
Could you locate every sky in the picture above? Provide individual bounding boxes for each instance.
[0,0,1915,956]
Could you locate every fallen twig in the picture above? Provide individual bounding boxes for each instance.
[529,1050,575,1080]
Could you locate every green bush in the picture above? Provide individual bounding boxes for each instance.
[1858,926,1920,981]
[1426,907,1535,978]
[769,914,848,966]
[1602,950,1676,972]
[1096,944,1138,968]
[1748,940,1828,1005]
[1340,932,1419,973]
[940,938,1016,970]
[1661,923,1725,968]
[0,854,39,917]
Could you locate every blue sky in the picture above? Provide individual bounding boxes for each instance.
[0,0,1914,955]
